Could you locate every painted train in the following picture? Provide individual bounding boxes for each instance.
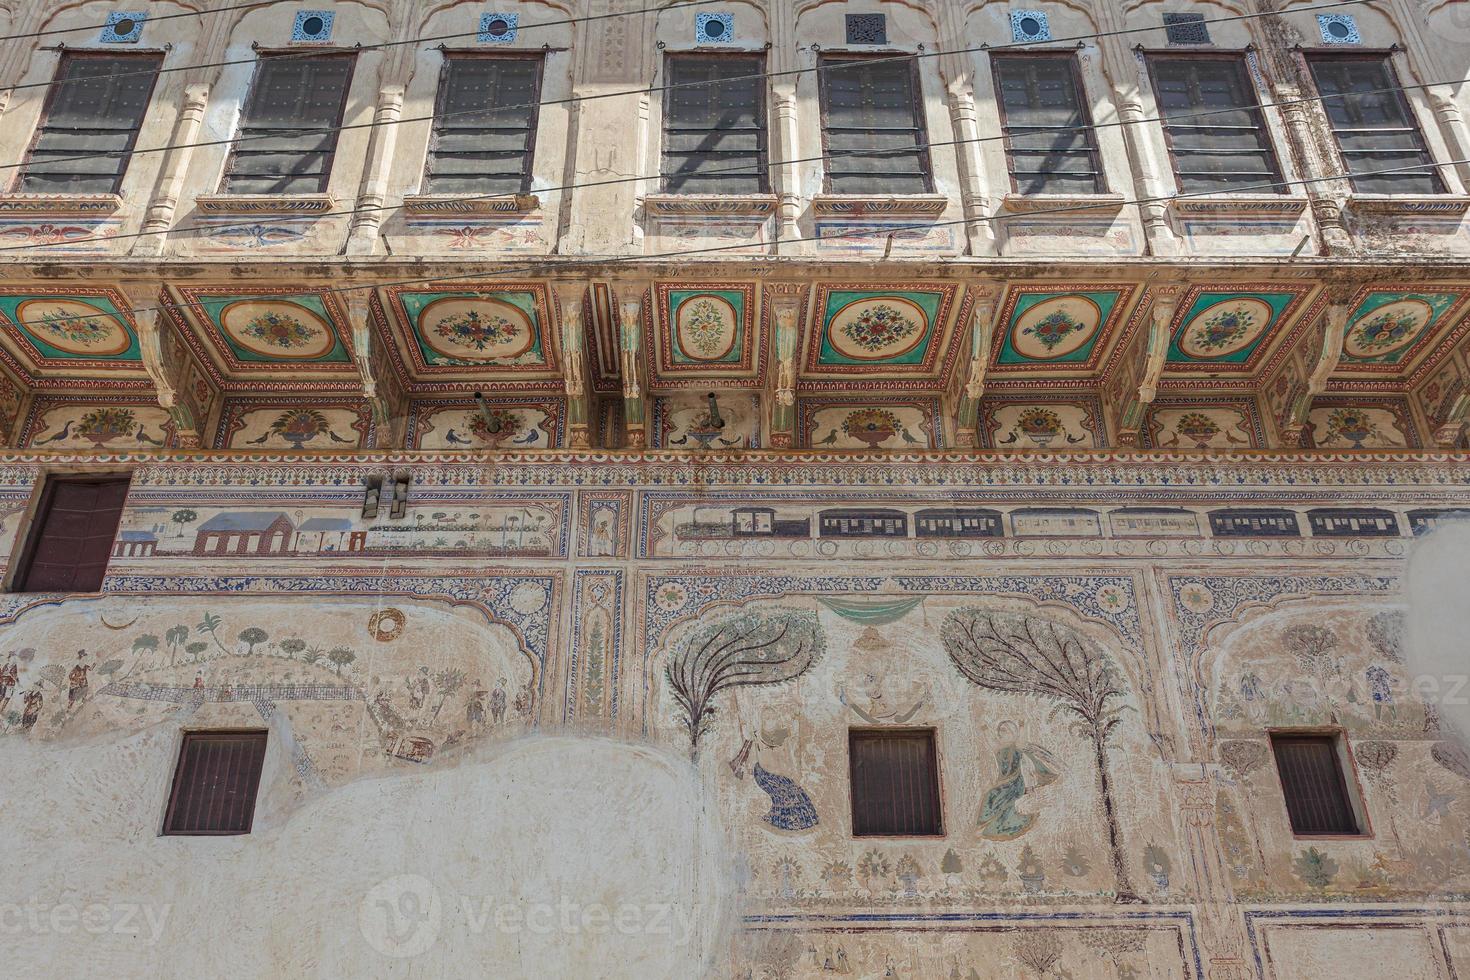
[675,504,1470,542]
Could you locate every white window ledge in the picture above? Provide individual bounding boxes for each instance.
[1001,192,1126,215]
[1347,195,1470,217]
[193,193,336,216]
[1170,195,1308,217]
[642,193,777,217]
[0,192,122,216]
[401,193,541,216]
[811,193,948,218]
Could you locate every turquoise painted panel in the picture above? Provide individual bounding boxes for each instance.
[815,290,944,367]
[0,294,141,362]
[1166,292,1296,365]
[997,290,1121,365]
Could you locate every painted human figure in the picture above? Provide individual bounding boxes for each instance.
[406,667,431,712]
[977,721,1061,841]
[490,678,507,724]
[20,687,42,730]
[67,651,90,708]
[1366,665,1396,721]
[589,509,616,557]
[466,689,488,730]
[0,653,18,705]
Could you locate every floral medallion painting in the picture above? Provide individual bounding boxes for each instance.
[1165,289,1302,370]
[0,293,141,364]
[807,285,954,377]
[1339,290,1464,368]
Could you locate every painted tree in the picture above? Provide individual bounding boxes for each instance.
[238,628,268,656]
[664,607,823,756]
[197,613,227,653]
[164,625,189,665]
[941,608,1142,903]
[170,509,198,538]
[327,647,357,676]
[279,638,306,660]
[131,634,159,666]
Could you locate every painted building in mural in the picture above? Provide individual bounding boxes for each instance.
[0,0,1469,978]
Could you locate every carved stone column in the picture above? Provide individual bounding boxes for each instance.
[134,82,212,257]
[345,84,407,256]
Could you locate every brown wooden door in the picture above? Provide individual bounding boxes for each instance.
[14,475,130,592]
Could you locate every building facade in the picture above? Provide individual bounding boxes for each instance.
[1,0,1470,977]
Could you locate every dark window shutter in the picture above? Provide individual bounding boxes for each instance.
[14,475,129,593]
[1271,734,1361,835]
[819,57,932,194]
[1307,55,1444,195]
[849,730,943,836]
[662,54,768,194]
[425,54,544,196]
[163,730,268,835]
[222,54,356,195]
[991,54,1105,195]
[1148,56,1286,194]
[18,53,163,194]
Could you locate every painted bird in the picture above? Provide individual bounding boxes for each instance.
[32,420,73,445]
[815,429,839,446]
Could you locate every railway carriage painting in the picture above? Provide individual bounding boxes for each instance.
[662,500,1434,549]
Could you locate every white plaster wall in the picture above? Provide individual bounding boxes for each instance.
[1,732,740,978]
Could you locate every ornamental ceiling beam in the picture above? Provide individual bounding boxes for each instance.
[1114,283,1184,447]
[615,279,652,449]
[554,281,595,449]
[118,284,204,450]
[763,282,806,449]
[948,284,1000,449]
[1281,290,1354,445]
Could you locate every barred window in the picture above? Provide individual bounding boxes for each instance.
[1307,55,1444,195]
[163,731,268,835]
[819,56,932,194]
[1270,733,1363,836]
[17,53,161,194]
[425,54,543,196]
[221,54,355,195]
[991,54,1105,195]
[1148,55,1284,194]
[849,729,943,836]
[662,54,767,194]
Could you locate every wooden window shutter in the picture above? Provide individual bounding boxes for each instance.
[1306,55,1444,195]
[991,54,1105,195]
[13,475,130,593]
[662,54,768,194]
[425,54,544,196]
[163,730,269,835]
[1271,733,1361,835]
[818,57,933,195]
[18,53,163,194]
[849,729,943,836]
[222,54,356,195]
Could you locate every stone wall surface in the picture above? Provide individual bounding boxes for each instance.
[0,450,1466,978]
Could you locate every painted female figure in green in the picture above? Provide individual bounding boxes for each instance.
[978,721,1061,841]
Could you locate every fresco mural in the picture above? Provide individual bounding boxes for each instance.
[376,284,561,385]
[170,287,355,377]
[1307,399,1420,449]
[1144,399,1264,450]
[653,393,760,449]
[799,399,942,450]
[0,596,537,783]
[405,397,563,449]
[214,400,372,450]
[0,453,1466,979]
[982,400,1102,449]
[0,292,142,367]
[19,398,174,449]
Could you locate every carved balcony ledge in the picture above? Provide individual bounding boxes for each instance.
[192,193,336,216]
[642,193,777,217]
[0,192,122,216]
[1168,194,1309,217]
[810,193,949,218]
[401,192,541,216]
[1001,192,1127,215]
[1347,194,1470,217]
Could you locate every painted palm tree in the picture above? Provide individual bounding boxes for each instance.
[941,608,1142,903]
[665,607,824,757]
